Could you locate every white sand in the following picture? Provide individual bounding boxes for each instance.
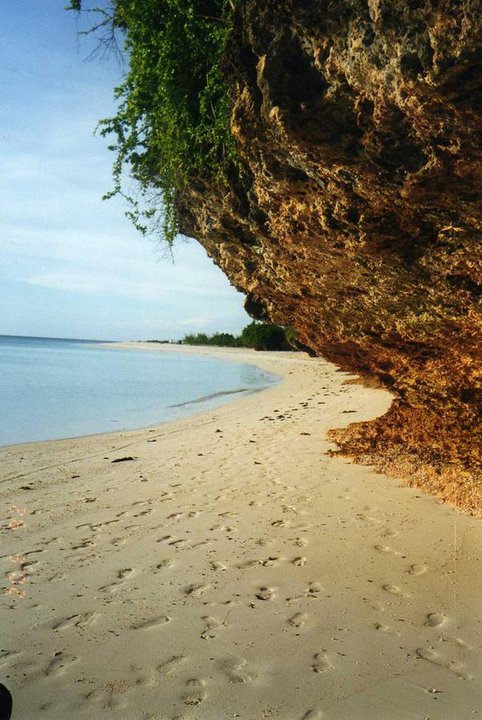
[1,344,481,720]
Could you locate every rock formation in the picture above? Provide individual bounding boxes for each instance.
[176,0,482,513]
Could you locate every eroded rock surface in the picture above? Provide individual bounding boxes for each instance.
[177,0,482,512]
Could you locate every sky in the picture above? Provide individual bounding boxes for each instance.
[0,1,251,341]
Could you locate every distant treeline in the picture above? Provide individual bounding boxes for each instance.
[182,322,291,351]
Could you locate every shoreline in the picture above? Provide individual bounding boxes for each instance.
[2,346,481,719]
[0,342,281,451]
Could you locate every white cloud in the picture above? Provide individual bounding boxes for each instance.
[1,221,239,297]
[24,264,243,303]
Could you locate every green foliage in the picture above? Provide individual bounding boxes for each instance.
[182,331,243,347]
[240,322,290,351]
[69,0,238,244]
[182,323,290,351]
[183,332,210,345]
[209,332,243,347]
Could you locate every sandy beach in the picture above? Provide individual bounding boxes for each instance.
[1,344,481,720]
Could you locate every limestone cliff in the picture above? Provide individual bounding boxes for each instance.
[176,0,482,513]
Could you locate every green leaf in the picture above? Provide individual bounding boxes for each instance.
[73,0,239,246]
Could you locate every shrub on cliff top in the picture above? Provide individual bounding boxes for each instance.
[69,0,237,244]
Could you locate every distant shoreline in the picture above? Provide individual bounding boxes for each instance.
[109,339,298,362]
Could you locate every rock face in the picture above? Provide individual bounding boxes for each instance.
[177,0,482,512]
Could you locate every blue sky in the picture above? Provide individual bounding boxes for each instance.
[0,1,251,340]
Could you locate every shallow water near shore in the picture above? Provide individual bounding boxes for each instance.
[0,335,278,446]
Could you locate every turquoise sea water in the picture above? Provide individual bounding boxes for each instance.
[0,336,278,446]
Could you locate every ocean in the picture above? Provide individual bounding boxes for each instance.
[0,336,278,447]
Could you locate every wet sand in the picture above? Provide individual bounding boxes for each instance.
[1,344,481,719]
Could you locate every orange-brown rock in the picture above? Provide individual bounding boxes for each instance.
[177,0,482,513]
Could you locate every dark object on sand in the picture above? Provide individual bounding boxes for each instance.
[111,456,135,464]
[0,683,12,720]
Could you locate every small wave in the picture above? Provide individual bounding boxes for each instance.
[169,387,257,408]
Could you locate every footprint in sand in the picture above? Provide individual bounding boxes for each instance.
[133,508,153,517]
[22,548,45,558]
[76,522,94,531]
[20,558,38,572]
[255,538,270,547]
[45,651,78,677]
[184,583,210,597]
[381,528,399,539]
[256,586,274,601]
[374,623,401,637]
[71,538,95,550]
[99,517,121,529]
[425,613,446,628]
[282,504,298,514]
[0,650,21,668]
[84,686,126,710]
[156,559,174,571]
[117,568,133,579]
[200,615,229,640]
[450,636,472,649]
[271,519,288,528]
[189,539,211,549]
[210,524,224,531]
[131,615,171,630]
[221,657,252,684]
[110,537,127,547]
[288,612,307,628]
[237,559,261,569]
[306,582,323,598]
[47,572,66,582]
[201,617,219,640]
[373,544,403,556]
[98,569,132,592]
[183,678,207,705]
[210,560,226,571]
[374,544,392,553]
[52,611,100,631]
[41,537,60,547]
[169,538,187,548]
[382,584,408,597]
[98,580,123,593]
[301,709,323,719]
[130,670,155,688]
[292,556,307,566]
[261,556,279,567]
[312,652,332,674]
[407,564,428,576]
[416,647,472,679]
[159,493,173,503]
[157,655,185,676]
